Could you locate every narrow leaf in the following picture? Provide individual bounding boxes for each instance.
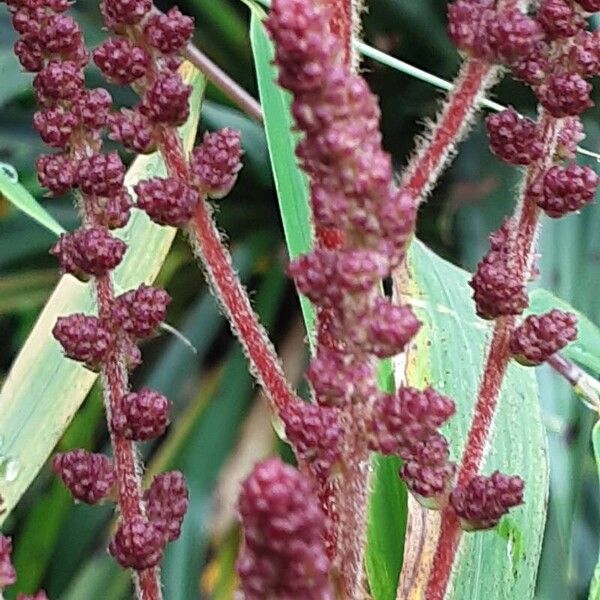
[588,420,600,600]
[0,63,206,525]
[250,13,315,339]
[0,163,65,236]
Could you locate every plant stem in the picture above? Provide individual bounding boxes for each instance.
[154,129,300,413]
[183,43,263,123]
[94,250,162,600]
[400,58,499,201]
[424,111,560,600]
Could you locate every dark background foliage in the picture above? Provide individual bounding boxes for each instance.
[0,0,598,598]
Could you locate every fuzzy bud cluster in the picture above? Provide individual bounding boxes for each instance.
[531,164,598,218]
[369,387,456,504]
[450,471,524,530]
[470,224,529,319]
[50,227,126,279]
[486,109,543,166]
[52,450,116,504]
[111,388,171,440]
[190,128,243,198]
[510,310,577,365]
[280,402,344,480]
[109,516,164,570]
[236,459,333,600]
[144,471,189,542]
[134,177,200,227]
[448,2,543,64]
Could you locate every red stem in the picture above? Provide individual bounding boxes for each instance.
[401,59,496,201]
[155,129,300,413]
[95,252,162,600]
[425,112,560,600]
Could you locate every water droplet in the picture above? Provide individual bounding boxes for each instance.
[4,458,20,482]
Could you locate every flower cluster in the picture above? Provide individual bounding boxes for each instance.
[454,0,598,529]
[1,0,201,579]
[236,459,333,600]
[266,0,460,512]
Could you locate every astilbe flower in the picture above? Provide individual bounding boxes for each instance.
[510,310,578,365]
[450,471,524,530]
[236,459,333,600]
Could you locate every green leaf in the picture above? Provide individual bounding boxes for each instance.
[0,64,206,526]
[528,288,600,375]
[250,13,315,339]
[391,240,548,599]
[366,454,408,600]
[588,420,600,600]
[0,162,65,236]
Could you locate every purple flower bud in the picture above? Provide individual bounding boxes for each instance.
[77,152,125,196]
[140,72,192,126]
[451,471,524,530]
[53,314,112,368]
[33,60,84,106]
[134,177,200,227]
[190,128,243,198]
[36,152,77,196]
[111,284,171,338]
[536,72,594,117]
[510,310,577,365]
[144,471,189,542]
[88,188,133,230]
[486,108,543,166]
[364,298,421,358]
[93,38,150,85]
[537,0,586,39]
[33,105,78,149]
[39,14,85,57]
[535,164,598,217]
[52,450,116,504]
[108,516,165,570]
[281,402,344,479]
[111,388,171,441]
[100,0,152,27]
[0,536,16,588]
[71,88,113,131]
[50,227,126,278]
[14,34,44,72]
[236,458,332,600]
[108,108,157,154]
[143,7,194,55]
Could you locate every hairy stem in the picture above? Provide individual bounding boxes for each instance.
[425,111,560,600]
[154,129,300,413]
[93,249,161,600]
[401,58,499,202]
